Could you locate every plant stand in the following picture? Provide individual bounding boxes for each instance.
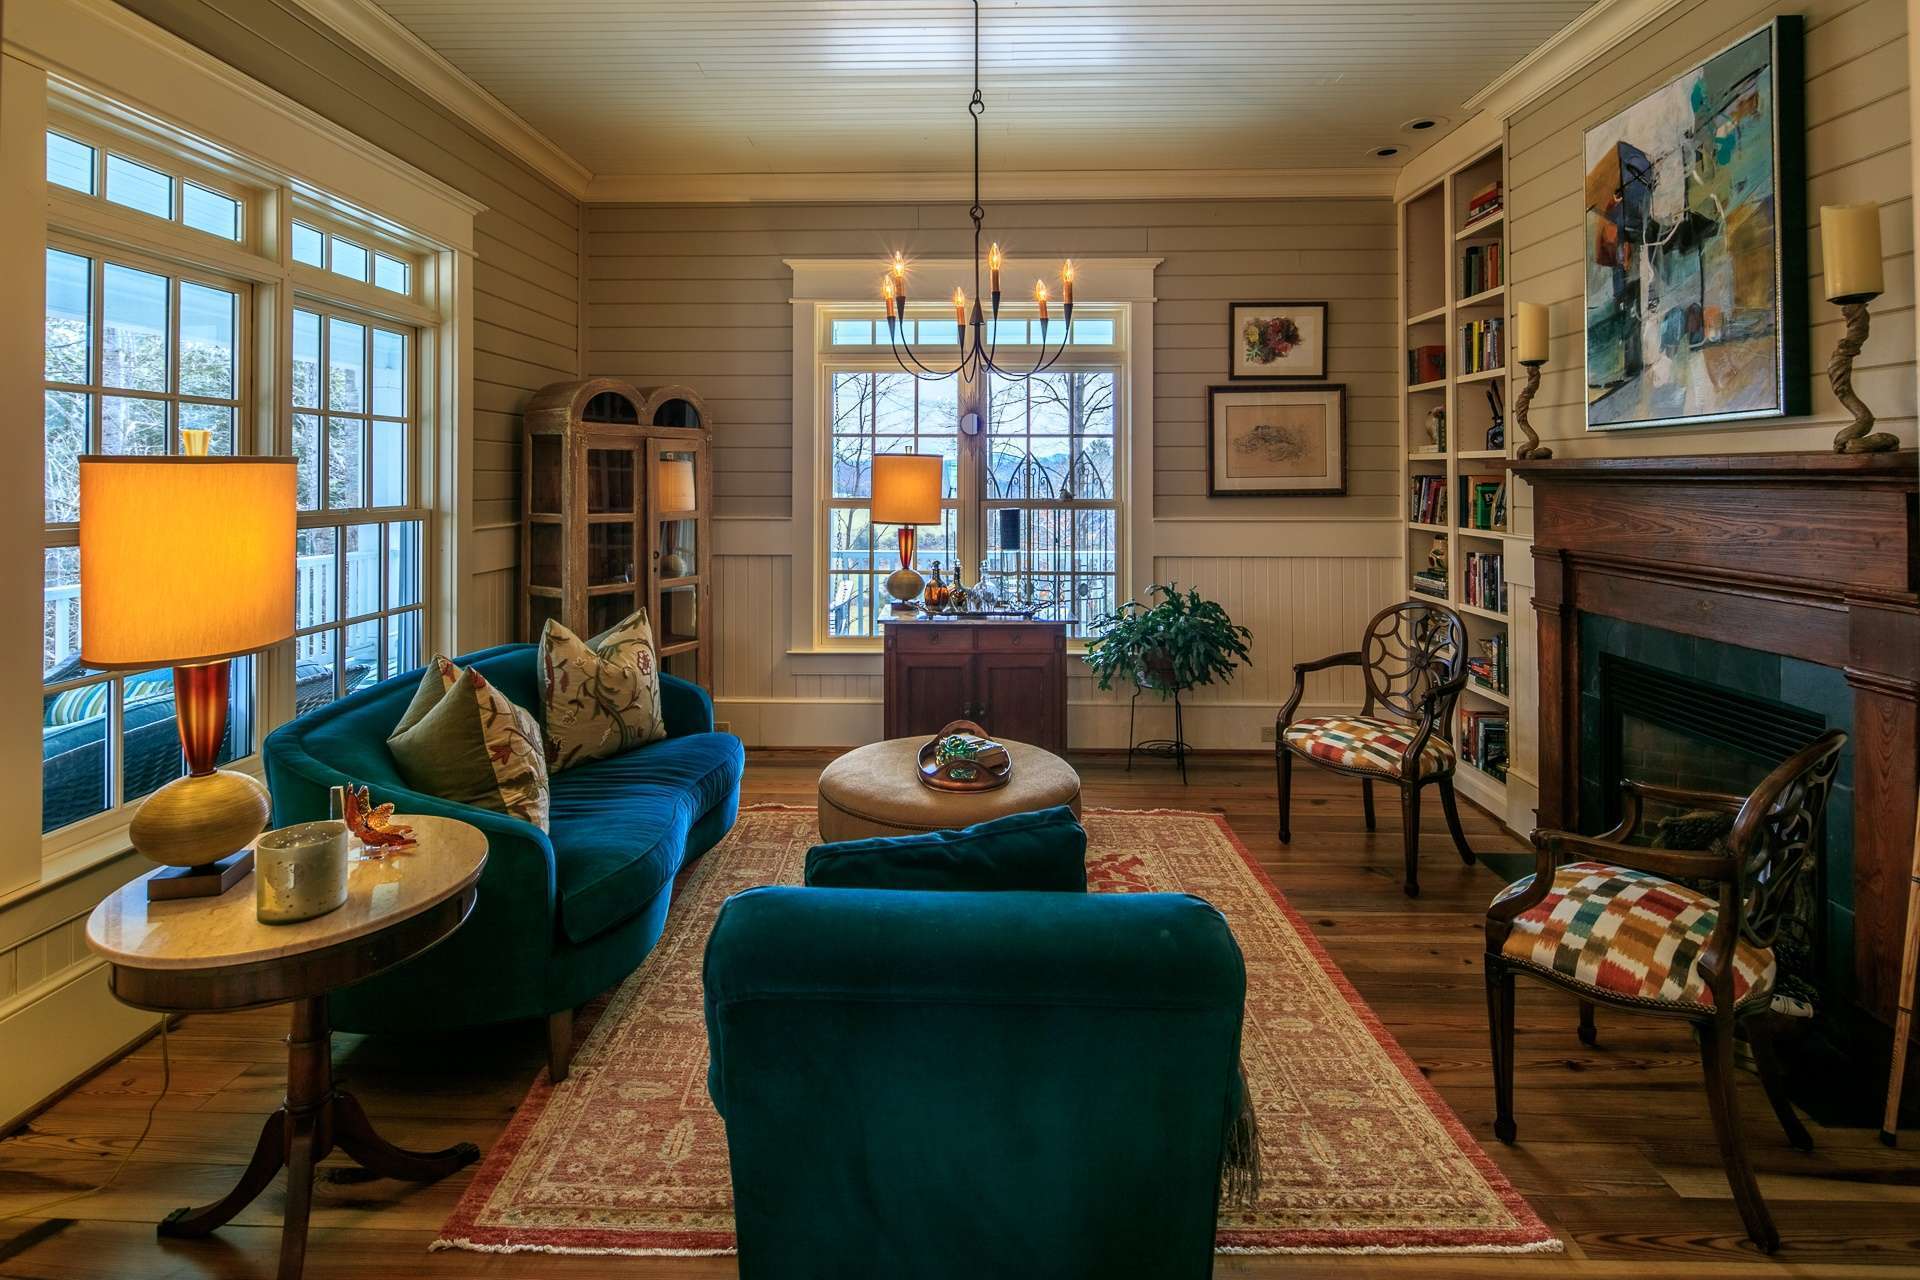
[1127,680,1191,785]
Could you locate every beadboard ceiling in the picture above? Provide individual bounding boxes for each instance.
[364,0,1595,184]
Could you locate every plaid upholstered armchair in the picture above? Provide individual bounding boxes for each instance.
[1275,601,1475,897]
[1484,730,1846,1253]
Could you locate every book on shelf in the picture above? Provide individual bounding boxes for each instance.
[1408,474,1447,525]
[1456,473,1507,531]
[1411,570,1448,598]
[1466,629,1509,695]
[1458,317,1503,375]
[1408,344,1446,384]
[1464,180,1502,225]
[1462,550,1509,615]
[1461,243,1501,296]
[1459,709,1509,780]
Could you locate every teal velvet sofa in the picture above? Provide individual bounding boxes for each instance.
[703,817,1247,1280]
[265,642,742,1081]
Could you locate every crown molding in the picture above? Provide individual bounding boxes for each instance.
[587,167,1396,205]
[282,0,592,199]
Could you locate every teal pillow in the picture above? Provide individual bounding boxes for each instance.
[805,805,1087,892]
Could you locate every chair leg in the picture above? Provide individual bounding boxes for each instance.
[547,1008,575,1085]
[1578,1000,1597,1048]
[1746,1013,1814,1152]
[1438,777,1475,865]
[1485,958,1516,1144]
[1699,1015,1781,1253]
[1360,779,1376,832]
[1276,748,1293,845]
[1399,783,1422,897]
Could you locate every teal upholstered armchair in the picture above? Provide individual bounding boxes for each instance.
[703,811,1247,1280]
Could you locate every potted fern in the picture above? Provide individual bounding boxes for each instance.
[1084,583,1253,697]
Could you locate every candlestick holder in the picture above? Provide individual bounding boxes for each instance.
[1829,297,1899,453]
[1512,358,1552,460]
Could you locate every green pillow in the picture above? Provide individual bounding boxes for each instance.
[804,805,1087,892]
[387,656,550,830]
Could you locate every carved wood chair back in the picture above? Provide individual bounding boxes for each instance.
[1729,731,1846,949]
[1360,601,1466,726]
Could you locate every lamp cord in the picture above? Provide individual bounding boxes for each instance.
[0,1017,171,1224]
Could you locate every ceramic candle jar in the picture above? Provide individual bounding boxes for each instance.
[255,820,351,924]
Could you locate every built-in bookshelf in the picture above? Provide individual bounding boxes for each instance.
[1397,141,1516,810]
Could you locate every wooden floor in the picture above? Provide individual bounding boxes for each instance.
[2,753,1916,1279]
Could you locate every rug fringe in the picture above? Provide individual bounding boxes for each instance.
[431,1238,738,1257]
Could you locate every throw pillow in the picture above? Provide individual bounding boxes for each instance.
[387,655,549,829]
[538,609,665,771]
[804,805,1087,892]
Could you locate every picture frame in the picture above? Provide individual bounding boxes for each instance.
[1228,301,1328,380]
[1582,16,1807,432]
[1206,384,1346,497]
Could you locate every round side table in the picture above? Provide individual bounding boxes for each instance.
[86,814,488,1280]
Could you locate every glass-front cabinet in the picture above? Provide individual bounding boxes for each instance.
[522,378,712,688]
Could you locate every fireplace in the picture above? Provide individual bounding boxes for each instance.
[1515,450,1917,1025]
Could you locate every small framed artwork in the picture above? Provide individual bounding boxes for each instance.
[1228,301,1328,379]
[1206,384,1346,497]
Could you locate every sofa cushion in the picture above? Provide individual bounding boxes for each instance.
[805,805,1087,892]
[539,609,666,772]
[548,733,746,943]
[387,657,549,829]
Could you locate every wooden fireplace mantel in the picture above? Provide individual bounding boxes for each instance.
[1513,449,1918,1020]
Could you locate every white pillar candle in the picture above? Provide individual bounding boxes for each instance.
[1821,202,1884,302]
[1516,301,1549,364]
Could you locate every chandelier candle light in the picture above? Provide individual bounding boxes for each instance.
[881,0,1076,382]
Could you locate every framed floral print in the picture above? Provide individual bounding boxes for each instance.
[1228,300,1328,379]
[1206,384,1346,497]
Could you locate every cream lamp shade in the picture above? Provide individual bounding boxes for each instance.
[1516,302,1549,364]
[79,456,298,668]
[870,453,942,525]
[1821,202,1884,303]
[656,457,698,513]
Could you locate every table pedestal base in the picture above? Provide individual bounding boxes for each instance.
[157,997,478,1280]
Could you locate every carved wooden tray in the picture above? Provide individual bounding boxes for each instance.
[917,720,1013,793]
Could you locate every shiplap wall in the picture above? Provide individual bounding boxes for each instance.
[120,0,583,646]
[585,199,1402,745]
[1500,0,1915,822]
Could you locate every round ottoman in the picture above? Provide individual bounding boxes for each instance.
[816,737,1082,843]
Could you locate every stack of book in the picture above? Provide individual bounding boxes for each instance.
[1411,562,1447,598]
[1407,344,1446,384]
[1409,475,1447,525]
[1457,474,1507,531]
[1459,709,1509,779]
[1460,243,1501,295]
[1459,317,1503,375]
[1464,180,1502,227]
[1466,631,1509,694]
[1463,550,1507,613]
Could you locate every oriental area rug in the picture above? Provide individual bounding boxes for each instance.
[435,807,1559,1257]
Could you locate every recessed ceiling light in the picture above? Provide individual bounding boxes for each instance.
[1400,116,1444,132]
[1369,146,1401,158]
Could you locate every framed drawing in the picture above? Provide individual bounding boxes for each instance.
[1228,301,1327,379]
[1583,16,1807,431]
[1206,384,1346,497]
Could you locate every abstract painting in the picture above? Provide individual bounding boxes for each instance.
[1229,301,1328,379]
[1207,384,1346,496]
[1583,17,1806,431]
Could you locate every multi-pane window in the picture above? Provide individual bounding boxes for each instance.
[41,245,251,832]
[819,308,1124,642]
[45,130,243,243]
[290,305,424,711]
[825,372,959,638]
[291,221,411,295]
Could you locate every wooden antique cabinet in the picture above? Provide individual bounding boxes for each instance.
[521,377,713,687]
[882,619,1068,752]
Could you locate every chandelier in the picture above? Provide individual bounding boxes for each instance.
[882,0,1075,382]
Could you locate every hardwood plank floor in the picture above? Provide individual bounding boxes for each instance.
[2,752,1915,1278]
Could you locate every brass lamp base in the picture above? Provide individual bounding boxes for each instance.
[885,525,925,613]
[132,768,271,901]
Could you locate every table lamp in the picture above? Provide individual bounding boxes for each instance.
[870,453,942,614]
[1511,300,1552,460]
[80,444,296,899]
[1821,202,1899,453]
[655,456,697,577]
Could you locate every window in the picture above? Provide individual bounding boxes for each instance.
[41,245,252,832]
[289,304,425,711]
[292,220,411,295]
[47,130,243,242]
[817,307,1124,642]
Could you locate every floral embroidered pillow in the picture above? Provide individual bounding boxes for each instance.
[387,655,550,829]
[539,609,666,771]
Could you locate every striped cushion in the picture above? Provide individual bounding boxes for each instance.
[1283,715,1454,779]
[1495,861,1775,1010]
